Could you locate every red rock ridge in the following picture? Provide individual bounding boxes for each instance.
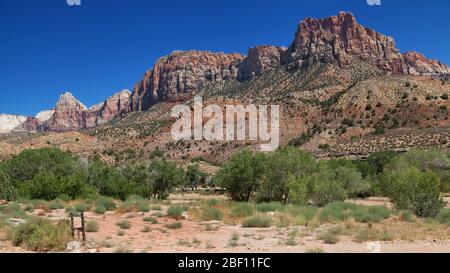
[130,50,245,111]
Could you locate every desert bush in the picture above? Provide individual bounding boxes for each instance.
[94,205,106,215]
[86,221,99,232]
[201,207,224,221]
[74,203,91,213]
[136,201,150,213]
[95,197,116,211]
[48,200,64,210]
[437,209,450,225]
[318,230,339,244]
[167,205,184,218]
[206,199,220,207]
[241,215,272,228]
[230,203,254,218]
[319,202,390,224]
[141,226,151,233]
[12,218,71,252]
[256,202,284,212]
[383,167,444,217]
[398,210,415,222]
[116,220,131,229]
[143,217,158,224]
[287,205,318,226]
[166,221,183,229]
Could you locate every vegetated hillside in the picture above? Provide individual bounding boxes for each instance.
[79,59,449,165]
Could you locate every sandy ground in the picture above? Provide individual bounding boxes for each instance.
[1,195,450,253]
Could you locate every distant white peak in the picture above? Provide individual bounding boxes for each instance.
[89,102,104,111]
[0,114,28,134]
[56,92,87,110]
[35,109,55,122]
[110,89,131,99]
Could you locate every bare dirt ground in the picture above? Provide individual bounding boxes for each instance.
[1,194,450,253]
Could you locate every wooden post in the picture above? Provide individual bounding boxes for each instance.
[70,215,75,238]
[81,212,86,243]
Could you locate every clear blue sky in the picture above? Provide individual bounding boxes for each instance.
[1,0,449,116]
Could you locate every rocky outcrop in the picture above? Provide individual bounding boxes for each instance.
[238,46,287,80]
[42,92,88,131]
[402,51,449,77]
[85,89,131,127]
[0,114,27,133]
[130,50,244,111]
[281,12,449,76]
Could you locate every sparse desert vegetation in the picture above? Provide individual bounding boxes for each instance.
[1,147,450,253]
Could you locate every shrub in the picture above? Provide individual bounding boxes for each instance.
[384,167,444,217]
[136,202,150,213]
[95,197,116,211]
[256,202,284,212]
[86,221,99,232]
[230,203,254,218]
[206,199,220,207]
[48,200,65,210]
[74,203,91,213]
[201,207,224,221]
[143,217,158,224]
[318,231,339,244]
[0,170,17,201]
[167,206,184,218]
[65,206,79,217]
[141,226,151,233]
[287,206,318,226]
[398,210,415,222]
[94,205,106,215]
[319,202,390,224]
[12,218,71,252]
[116,220,131,229]
[437,209,450,225]
[241,215,272,228]
[166,221,183,229]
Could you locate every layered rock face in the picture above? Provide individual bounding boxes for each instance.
[130,50,245,111]
[36,91,131,132]
[238,46,287,80]
[0,114,27,133]
[43,92,88,131]
[403,51,449,76]
[281,12,449,76]
[87,89,131,127]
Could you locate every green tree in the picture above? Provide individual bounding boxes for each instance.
[384,167,444,217]
[186,164,207,190]
[216,150,267,202]
[147,159,185,200]
[0,169,17,201]
[259,147,317,204]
